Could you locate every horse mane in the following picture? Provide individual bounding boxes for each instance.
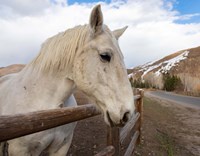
[29,25,88,74]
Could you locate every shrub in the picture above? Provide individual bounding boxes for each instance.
[163,74,182,91]
[131,79,150,88]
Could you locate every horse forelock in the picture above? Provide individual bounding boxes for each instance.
[29,25,88,74]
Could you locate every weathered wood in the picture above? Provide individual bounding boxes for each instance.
[107,126,120,156]
[120,112,140,144]
[95,146,115,156]
[137,89,144,144]
[124,131,139,156]
[0,104,100,142]
[134,95,141,101]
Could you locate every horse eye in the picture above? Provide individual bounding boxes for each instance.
[99,53,111,63]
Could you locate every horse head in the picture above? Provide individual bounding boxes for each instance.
[73,5,135,127]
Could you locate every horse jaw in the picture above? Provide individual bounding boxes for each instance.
[94,79,134,127]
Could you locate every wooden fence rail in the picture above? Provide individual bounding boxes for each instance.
[0,89,143,156]
[0,104,100,142]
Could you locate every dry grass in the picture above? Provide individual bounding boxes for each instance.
[134,96,198,156]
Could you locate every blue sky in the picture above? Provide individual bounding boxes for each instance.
[0,0,200,68]
[173,0,200,23]
[174,0,200,14]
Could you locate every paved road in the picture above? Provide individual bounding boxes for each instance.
[146,91,200,108]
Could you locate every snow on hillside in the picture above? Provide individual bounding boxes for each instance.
[128,73,133,78]
[140,50,189,79]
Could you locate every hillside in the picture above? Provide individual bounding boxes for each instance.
[129,46,200,96]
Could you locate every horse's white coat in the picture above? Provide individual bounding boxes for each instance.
[0,5,134,156]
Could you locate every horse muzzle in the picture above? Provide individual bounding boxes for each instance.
[106,110,131,127]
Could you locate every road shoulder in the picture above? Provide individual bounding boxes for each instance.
[135,95,200,156]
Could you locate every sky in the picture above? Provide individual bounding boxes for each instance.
[0,0,200,68]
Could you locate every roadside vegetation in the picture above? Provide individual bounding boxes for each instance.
[129,73,183,92]
[163,74,183,91]
[156,130,175,156]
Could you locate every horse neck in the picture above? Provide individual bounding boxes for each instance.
[16,26,89,106]
[18,65,76,107]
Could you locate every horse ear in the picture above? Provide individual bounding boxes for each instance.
[113,26,128,40]
[89,5,103,36]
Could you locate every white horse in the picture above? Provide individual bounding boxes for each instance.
[0,5,134,156]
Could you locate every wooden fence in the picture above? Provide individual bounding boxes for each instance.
[0,89,143,156]
[107,89,144,156]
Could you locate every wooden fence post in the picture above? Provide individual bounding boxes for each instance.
[107,126,120,156]
[137,89,144,144]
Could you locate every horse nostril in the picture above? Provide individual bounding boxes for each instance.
[122,111,130,123]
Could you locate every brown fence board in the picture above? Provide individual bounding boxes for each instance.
[107,126,120,156]
[124,131,139,156]
[120,112,140,144]
[0,104,100,142]
[95,146,115,156]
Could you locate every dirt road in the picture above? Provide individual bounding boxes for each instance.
[146,90,200,108]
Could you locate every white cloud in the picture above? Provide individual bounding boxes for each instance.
[0,0,51,18]
[0,0,200,68]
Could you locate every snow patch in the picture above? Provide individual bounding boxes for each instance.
[141,63,160,79]
[128,73,134,78]
[141,50,189,78]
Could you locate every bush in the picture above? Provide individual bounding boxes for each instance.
[163,74,182,91]
[130,79,150,88]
